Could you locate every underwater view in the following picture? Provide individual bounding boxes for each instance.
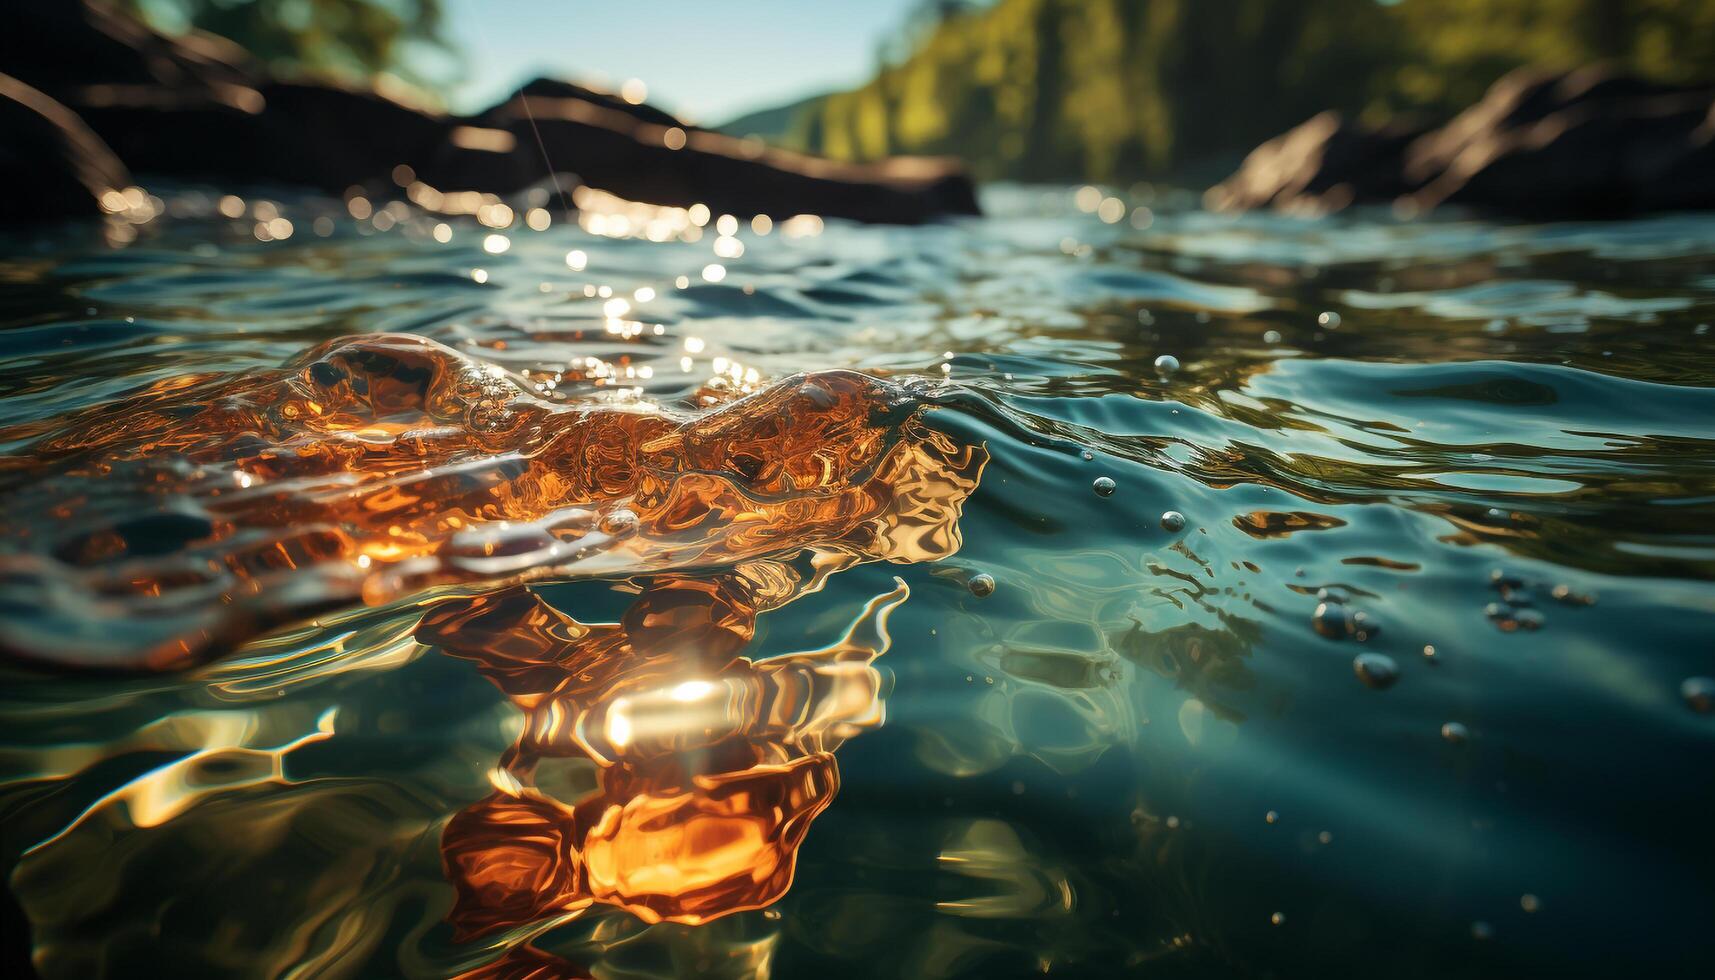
[5,1,1715,978]
[4,184,1713,978]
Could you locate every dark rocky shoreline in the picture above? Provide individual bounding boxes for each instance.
[5,2,1712,227]
[0,1,980,226]
[1208,66,1715,219]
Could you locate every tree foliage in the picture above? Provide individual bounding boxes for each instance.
[780,0,1715,181]
[112,0,447,85]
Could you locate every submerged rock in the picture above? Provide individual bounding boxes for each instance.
[1209,66,1715,219]
[2,0,980,224]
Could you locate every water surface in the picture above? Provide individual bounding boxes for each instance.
[2,186,1713,978]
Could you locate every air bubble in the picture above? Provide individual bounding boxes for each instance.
[1160,510,1186,532]
[1351,610,1380,641]
[1681,676,1715,714]
[1093,476,1116,497]
[1352,652,1399,689]
[1313,601,1352,639]
[599,509,639,536]
[968,573,996,598]
[1486,603,1544,631]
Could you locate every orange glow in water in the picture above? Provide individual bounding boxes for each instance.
[0,332,986,959]
[0,333,984,671]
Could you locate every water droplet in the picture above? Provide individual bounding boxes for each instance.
[1270,912,1285,926]
[1160,510,1186,532]
[1351,610,1380,641]
[1422,644,1438,662]
[1318,830,1333,844]
[1520,894,1540,913]
[1265,810,1279,824]
[1093,476,1116,497]
[1681,676,1715,714]
[1317,311,1341,329]
[1486,603,1544,631]
[1313,601,1353,639]
[1154,354,1180,376]
[1165,815,1180,829]
[1263,330,1282,344]
[1489,568,1524,590]
[1080,449,1095,461]
[1441,721,1469,744]
[969,573,996,598]
[1353,652,1399,689]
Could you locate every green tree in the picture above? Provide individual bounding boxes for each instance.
[112,0,448,86]
[785,0,1715,182]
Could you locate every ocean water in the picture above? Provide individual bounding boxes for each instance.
[1,185,1713,979]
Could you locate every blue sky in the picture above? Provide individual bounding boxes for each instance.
[437,0,921,124]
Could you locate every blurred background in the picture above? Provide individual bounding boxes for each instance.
[111,0,1715,182]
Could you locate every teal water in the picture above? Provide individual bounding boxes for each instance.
[2,186,1713,978]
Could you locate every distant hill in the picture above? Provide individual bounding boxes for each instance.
[717,92,830,150]
[742,0,1715,182]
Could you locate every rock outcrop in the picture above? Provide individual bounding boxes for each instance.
[1208,66,1715,219]
[1202,111,1432,217]
[0,0,979,225]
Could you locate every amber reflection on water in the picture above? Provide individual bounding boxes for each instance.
[0,333,983,672]
[430,576,926,941]
[0,331,985,972]
[427,409,984,949]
